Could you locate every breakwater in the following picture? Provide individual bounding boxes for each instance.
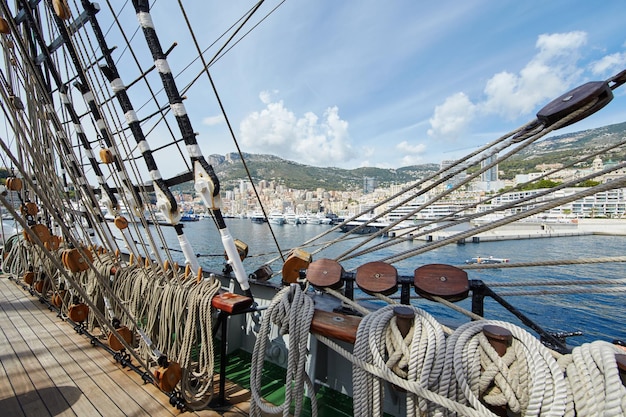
[410,218,626,242]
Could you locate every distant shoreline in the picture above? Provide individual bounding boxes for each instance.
[408,218,626,242]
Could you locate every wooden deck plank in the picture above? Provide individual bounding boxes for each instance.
[0,331,27,417]
[0,284,87,416]
[0,278,176,417]
[0,295,78,417]
[0,275,256,416]
[1,279,159,416]
[0,295,53,417]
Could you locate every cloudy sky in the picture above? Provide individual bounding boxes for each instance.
[112,0,626,170]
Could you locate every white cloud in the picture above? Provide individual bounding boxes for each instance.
[239,94,355,166]
[397,140,426,154]
[589,52,626,76]
[427,92,476,140]
[395,141,426,166]
[429,31,589,139]
[399,154,424,166]
[202,115,224,126]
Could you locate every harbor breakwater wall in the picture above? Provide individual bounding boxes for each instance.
[412,219,626,242]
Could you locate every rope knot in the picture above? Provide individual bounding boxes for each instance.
[477,332,526,412]
[385,315,414,378]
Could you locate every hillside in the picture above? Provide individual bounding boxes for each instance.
[205,153,440,191]
[200,121,626,190]
[499,121,626,178]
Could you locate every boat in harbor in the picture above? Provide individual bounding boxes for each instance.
[465,256,510,264]
[267,210,286,225]
[1,2,626,417]
[339,214,390,234]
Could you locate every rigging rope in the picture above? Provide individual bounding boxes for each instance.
[250,284,317,417]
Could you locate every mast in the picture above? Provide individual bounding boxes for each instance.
[131,0,251,295]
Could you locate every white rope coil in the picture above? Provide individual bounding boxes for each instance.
[438,320,567,417]
[558,340,626,416]
[250,284,317,417]
[353,304,446,417]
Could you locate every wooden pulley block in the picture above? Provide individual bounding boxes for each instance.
[23,271,35,285]
[413,263,469,302]
[154,361,182,392]
[108,325,133,352]
[355,261,398,296]
[24,224,52,244]
[33,279,45,293]
[62,247,93,273]
[537,81,613,129]
[305,258,344,289]
[6,177,22,191]
[114,216,129,230]
[282,248,312,284]
[99,148,115,164]
[212,292,254,314]
[53,0,71,20]
[0,17,10,34]
[250,264,273,281]
[21,202,39,216]
[44,235,62,251]
[68,303,89,323]
[225,239,248,261]
[52,290,66,307]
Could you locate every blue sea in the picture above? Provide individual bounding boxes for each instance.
[120,218,626,348]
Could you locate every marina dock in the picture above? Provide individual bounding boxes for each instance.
[404,218,626,242]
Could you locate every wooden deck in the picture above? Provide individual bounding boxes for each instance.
[0,274,254,416]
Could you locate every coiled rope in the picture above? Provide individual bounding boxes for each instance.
[558,340,626,416]
[250,284,317,417]
[437,320,567,416]
[353,304,446,417]
[178,277,221,409]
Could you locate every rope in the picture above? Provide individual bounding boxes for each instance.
[250,284,317,417]
[439,320,567,417]
[178,277,221,409]
[353,304,446,417]
[558,341,626,416]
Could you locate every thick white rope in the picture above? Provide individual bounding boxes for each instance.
[316,333,491,417]
[353,304,447,417]
[439,320,567,417]
[558,340,626,416]
[250,284,317,417]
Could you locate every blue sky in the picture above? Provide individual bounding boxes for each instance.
[110,1,626,171]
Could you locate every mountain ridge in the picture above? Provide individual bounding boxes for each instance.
[203,121,626,190]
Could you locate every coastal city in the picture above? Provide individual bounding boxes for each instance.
[175,155,626,228]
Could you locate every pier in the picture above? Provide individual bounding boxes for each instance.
[401,218,626,242]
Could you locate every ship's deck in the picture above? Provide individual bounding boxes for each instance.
[0,273,254,417]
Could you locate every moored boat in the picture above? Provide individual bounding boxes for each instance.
[465,256,510,264]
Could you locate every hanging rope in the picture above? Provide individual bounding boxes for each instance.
[250,284,317,417]
[177,277,221,409]
[352,304,446,417]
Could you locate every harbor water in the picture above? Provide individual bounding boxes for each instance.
[116,218,626,348]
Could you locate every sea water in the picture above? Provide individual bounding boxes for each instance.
[117,218,626,347]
